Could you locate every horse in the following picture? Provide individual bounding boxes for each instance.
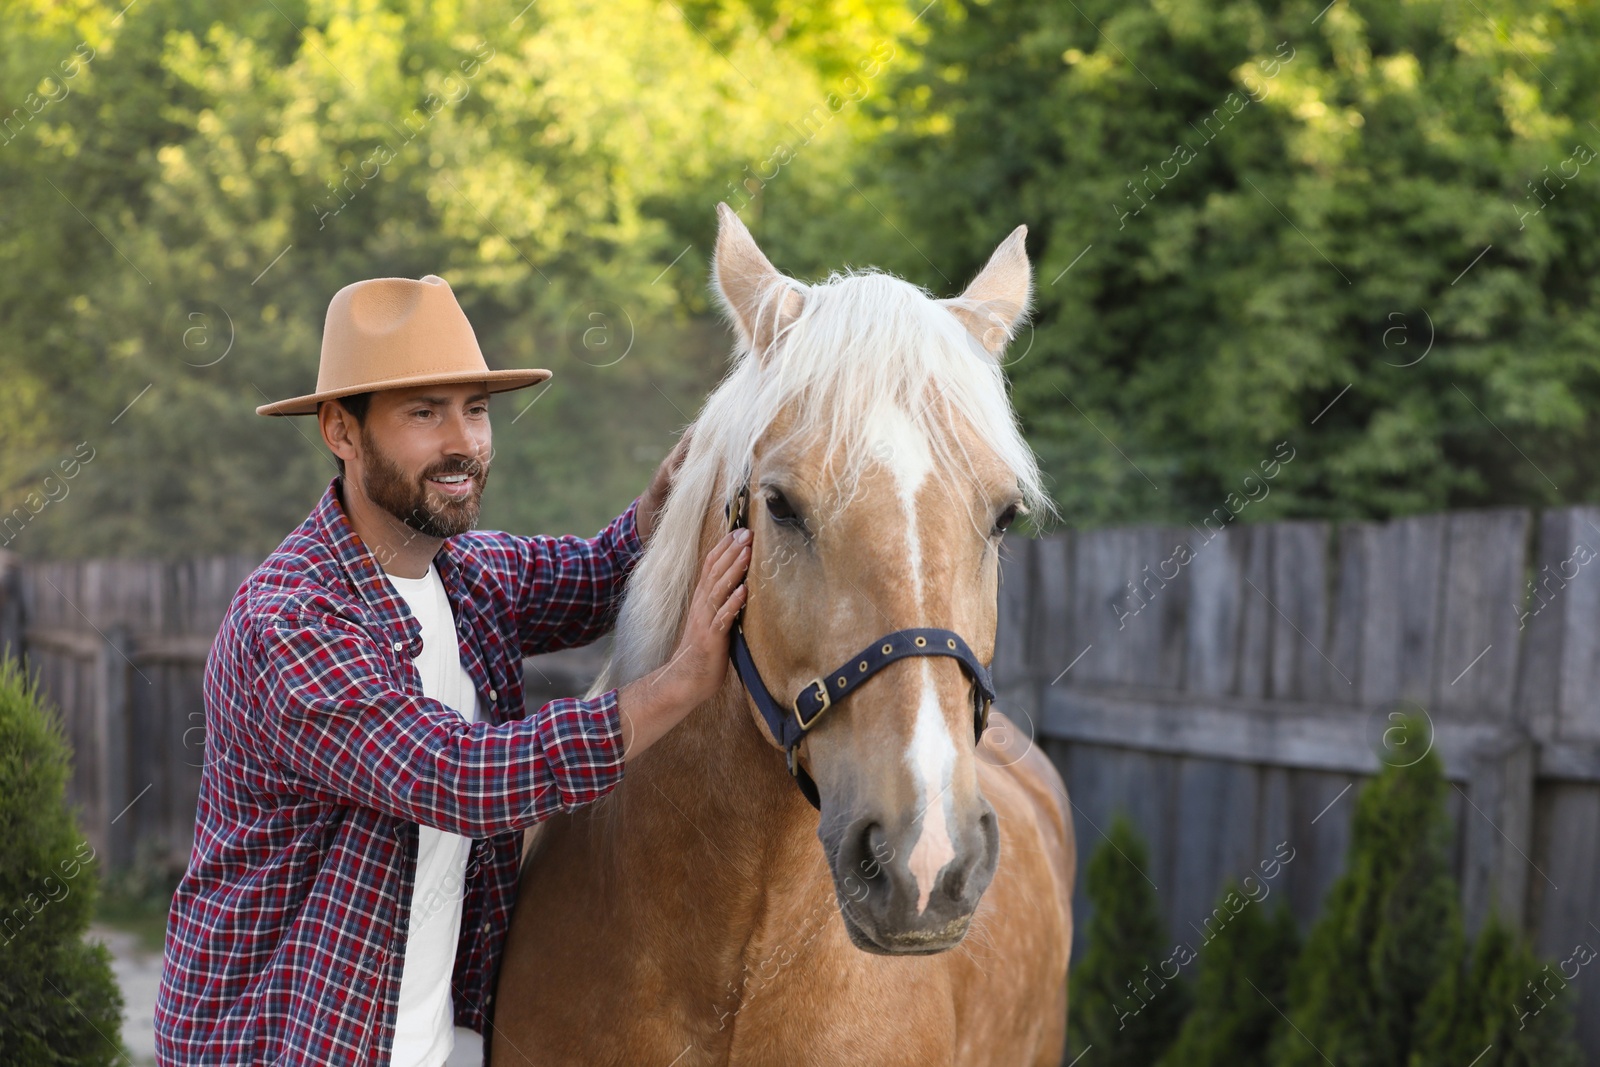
[491,203,1076,1066]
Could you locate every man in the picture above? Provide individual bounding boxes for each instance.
[154,274,750,1066]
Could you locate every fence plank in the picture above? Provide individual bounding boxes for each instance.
[1516,508,1570,742]
[1029,533,1075,693]
[1070,528,1135,687]
[94,624,133,869]
[1286,769,1358,929]
[1555,507,1600,742]
[1169,757,1260,942]
[1268,522,1330,702]
[1184,526,1243,697]
[1434,509,1529,719]
[0,551,22,665]
[994,535,1034,713]
[1459,734,1536,933]
[1143,526,1190,689]
[1318,521,1365,704]
[1359,515,1449,706]
[1236,526,1274,699]
[1530,783,1600,1059]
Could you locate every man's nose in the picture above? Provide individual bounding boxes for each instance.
[440,410,487,461]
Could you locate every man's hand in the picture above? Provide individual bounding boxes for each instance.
[660,525,750,705]
[636,427,693,545]
[615,525,750,759]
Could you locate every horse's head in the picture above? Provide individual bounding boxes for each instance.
[693,204,1049,954]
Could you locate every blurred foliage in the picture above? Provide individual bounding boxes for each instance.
[873,0,1600,526]
[0,0,904,556]
[1065,812,1190,1066]
[1275,736,1462,1064]
[0,658,125,1065]
[1075,747,1583,1065]
[1154,880,1298,1067]
[5,0,1600,556]
[1410,912,1583,1067]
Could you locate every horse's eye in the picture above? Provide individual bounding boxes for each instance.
[992,503,1020,536]
[766,489,800,526]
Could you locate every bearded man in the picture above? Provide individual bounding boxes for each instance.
[154,274,750,1066]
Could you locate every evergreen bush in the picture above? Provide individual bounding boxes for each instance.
[1065,813,1189,1066]
[1273,740,1464,1066]
[1067,737,1585,1065]
[1409,913,1583,1067]
[1155,879,1299,1067]
[0,657,125,1066]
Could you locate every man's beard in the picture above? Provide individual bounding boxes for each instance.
[360,428,490,539]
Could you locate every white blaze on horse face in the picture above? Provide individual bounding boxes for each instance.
[871,403,934,599]
[907,660,958,915]
[871,404,957,915]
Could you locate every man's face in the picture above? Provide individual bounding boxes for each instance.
[351,383,494,538]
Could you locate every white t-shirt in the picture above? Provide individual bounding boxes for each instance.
[383,563,482,1067]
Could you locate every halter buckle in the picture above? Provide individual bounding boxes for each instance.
[793,677,830,730]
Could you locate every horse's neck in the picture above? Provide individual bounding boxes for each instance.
[608,670,821,927]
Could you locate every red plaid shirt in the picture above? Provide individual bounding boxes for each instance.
[155,479,643,1065]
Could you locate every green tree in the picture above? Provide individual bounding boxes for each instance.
[873,0,1600,528]
[0,658,124,1065]
[1409,914,1583,1067]
[1066,813,1189,1066]
[1274,740,1460,1065]
[0,0,907,558]
[1155,881,1299,1067]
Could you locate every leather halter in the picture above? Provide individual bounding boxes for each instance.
[722,481,996,810]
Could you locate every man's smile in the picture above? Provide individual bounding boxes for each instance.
[426,472,476,499]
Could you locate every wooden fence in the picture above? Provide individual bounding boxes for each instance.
[0,551,607,875]
[3,505,1600,1057]
[991,506,1600,1059]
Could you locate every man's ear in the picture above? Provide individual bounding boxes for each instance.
[940,224,1032,357]
[319,401,359,471]
[711,202,804,363]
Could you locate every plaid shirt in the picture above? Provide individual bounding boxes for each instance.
[155,479,643,1065]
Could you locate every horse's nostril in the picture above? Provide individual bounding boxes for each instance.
[860,822,890,880]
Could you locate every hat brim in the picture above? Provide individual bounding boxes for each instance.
[255,368,552,416]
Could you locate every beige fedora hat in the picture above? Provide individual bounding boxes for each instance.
[255,274,550,416]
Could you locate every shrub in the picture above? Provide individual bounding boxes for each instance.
[1066,812,1189,1066]
[1273,737,1466,1066]
[1155,879,1299,1067]
[1408,913,1583,1067]
[0,657,125,1065]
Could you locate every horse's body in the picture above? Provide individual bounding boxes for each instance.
[492,207,1076,1066]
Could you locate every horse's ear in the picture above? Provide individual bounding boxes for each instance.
[712,202,804,363]
[943,224,1032,357]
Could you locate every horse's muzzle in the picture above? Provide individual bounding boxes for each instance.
[828,796,1001,955]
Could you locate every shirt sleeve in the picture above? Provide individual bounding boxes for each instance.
[507,495,647,656]
[252,610,625,837]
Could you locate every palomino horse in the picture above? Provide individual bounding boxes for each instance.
[492,204,1075,1066]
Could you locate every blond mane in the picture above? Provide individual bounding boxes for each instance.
[588,267,1056,696]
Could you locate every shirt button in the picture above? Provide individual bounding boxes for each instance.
[489,688,498,702]
[482,922,490,933]
[392,641,403,652]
